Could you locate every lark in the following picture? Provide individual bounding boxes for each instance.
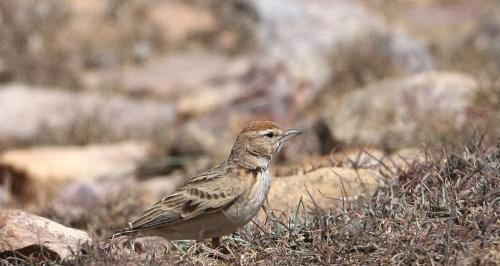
[116,121,302,246]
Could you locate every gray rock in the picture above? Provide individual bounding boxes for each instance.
[0,84,175,145]
[245,0,434,89]
[83,52,251,99]
[325,72,478,148]
[0,209,91,260]
[88,0,434,109]
[0,141,150,204]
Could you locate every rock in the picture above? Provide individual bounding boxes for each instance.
[273,147,425,176]
[324,72,478,149]
[332,147,425,172]
[41,174,186,233]
[0,141,150,204]
[391,2,485,47]
[264,167,381,217]
[0,186,10,207]
[0,84,175,146]
[68,0,217,67]
[82,52,259,122]
[85,0,434,115]
[136,175,186,206]
[382,1,500,74]
[50,175,184,222]
[94,52,299,160]
[145,1,216,47]
[0,210,90,260]
[165,58,297,159]
[172,57,294,120]
[55,177,137,210]
[232,0,433,90]
[381,148,427,174]
[38,175,183,233]
[331,148,386,169]
[0,58,13,82]
[84,52,248,101]
[272,155,341,178]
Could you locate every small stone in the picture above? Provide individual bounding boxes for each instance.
[0,141,150,204]
[324,72,478,149]
[0,84,175,146]
[263,167,381,218]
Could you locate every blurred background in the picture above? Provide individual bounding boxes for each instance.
[0,0,499,217]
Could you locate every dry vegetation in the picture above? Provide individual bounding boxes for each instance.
[1,0,499,265]
[2,136,497,265]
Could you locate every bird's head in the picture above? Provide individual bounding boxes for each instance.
[230,121,302,169]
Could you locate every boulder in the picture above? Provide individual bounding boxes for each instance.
[136,175,186,206]
[386,1,500,68]
[40,175,184,232]
[84,52,295,121]
[0,186,10,207]
[68,0,217,68]
[144,1,216,47]
[54,174,185,212]
[83,52,251,100]
[264,147,425,218]
[85,0,435,116]
[0,141,150,204]
[380,148,427,174]
[0,84,175,146]
[162,58,297,159]
[83,53,299,157]
[332,147,426,174]
[324,72,478,149]
[0,210,90,260]
[272,147,425,177]
[264,167,380,217]
[389,2,485,48]
[232,0,433,90]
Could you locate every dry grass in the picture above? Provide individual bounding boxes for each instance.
[3,136,498,265]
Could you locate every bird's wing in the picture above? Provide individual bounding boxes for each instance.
[123,165,251,232]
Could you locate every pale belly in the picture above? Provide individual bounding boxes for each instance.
[141,211,240,240]
[223,168,272,225]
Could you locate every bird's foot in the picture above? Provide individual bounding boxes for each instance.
[211,237,232,254]
[190,237,229,260]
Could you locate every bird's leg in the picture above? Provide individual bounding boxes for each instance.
[193,229,209,254]
[211,237,220,248]
[197,227,206,242]
[211,237,232,256]
[203,237,231,260]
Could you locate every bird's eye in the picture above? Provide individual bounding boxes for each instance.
[265,132,274,138]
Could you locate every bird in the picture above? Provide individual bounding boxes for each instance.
[114,121,302,246]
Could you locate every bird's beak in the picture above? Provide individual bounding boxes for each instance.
[279,129,303,143]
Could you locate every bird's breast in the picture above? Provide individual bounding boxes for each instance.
[224,168,272,225]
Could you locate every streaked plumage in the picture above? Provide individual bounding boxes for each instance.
[116,121,302,241]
